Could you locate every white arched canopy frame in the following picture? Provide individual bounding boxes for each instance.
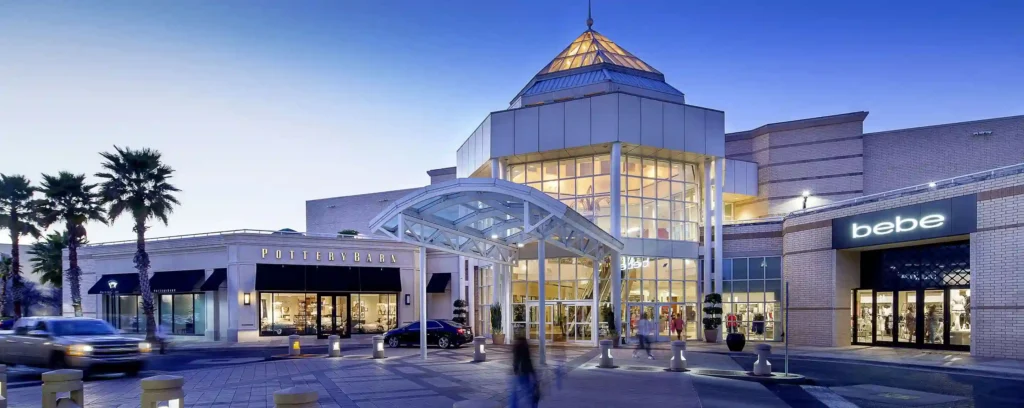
[370,178,624,363]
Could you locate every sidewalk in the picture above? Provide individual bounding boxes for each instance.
[676,340,1024,378]
[126,334,377,350]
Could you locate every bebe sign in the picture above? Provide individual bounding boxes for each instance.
[831,195,976,249]
[852,214,945,238]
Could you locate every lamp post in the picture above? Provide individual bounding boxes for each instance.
[801,190,810,209]
[108,279,119,328]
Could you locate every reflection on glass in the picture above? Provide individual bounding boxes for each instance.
[898,291,916,343]
[950,289,970,346]
[924,290,944,344]
[876,292,894,342]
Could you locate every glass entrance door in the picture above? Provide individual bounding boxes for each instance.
[625,303,655,344]
[851,288,967,350]
[316,294,350,339]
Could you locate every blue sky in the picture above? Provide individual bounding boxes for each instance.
[1,1,1022,243]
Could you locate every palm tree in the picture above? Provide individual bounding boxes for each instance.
[96,146,180,341]
[36,172,107,317]
[0,174,41,317]
[29,231,69,288]
[0,254,11,316]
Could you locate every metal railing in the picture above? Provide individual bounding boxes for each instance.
[788,161,1024,217]
[86,229,366,247]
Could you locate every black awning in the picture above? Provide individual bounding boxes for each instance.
[256,264,401,292]
[150,270,206,293]
[199,268,226,291]
[360,268,402,292]
[426,273,451,293]
[87,274,140,295]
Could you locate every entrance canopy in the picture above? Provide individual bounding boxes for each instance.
[369,178,623,265]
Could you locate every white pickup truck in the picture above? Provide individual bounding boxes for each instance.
[0,317,151,375]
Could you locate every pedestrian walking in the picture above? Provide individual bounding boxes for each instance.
[633,313,654,359]
[509,336,540,408]
[671,313,685,341]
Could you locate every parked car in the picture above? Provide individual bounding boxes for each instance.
[0,317,151,376]
[384,319,472,349]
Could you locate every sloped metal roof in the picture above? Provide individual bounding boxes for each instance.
[522,69,684,97]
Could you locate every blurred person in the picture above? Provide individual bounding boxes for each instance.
[509,336,539,408]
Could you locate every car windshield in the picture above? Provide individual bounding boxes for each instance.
[51,320,118,336]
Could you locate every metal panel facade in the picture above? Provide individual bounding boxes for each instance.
[514,107,540,154]
[490,111,516,159]
[704,109,726,157]
[640,98,664,147]
[663,102,686,151]
[617,93,641,144]
[564,98,592,148]
[684,105,707,154]
[590,93,618,143]
[538,103,566,151]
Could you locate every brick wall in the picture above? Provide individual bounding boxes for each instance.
[781,172,1024,357]
[722,221,782,258]
[864,115,1024,194]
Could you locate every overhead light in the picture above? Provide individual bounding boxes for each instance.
[491,234,499,239]
[801,190,810,198]
[928,182,936,188]
[517,242,524,248]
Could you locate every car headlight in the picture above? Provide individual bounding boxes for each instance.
[138,342,152,353]
[67,344,94,356]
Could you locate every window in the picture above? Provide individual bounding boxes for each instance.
[620,156,699,241]
[427,321,443,330]
[475,266,493,335]
[352,294,397,334]
[506,155,615,234]
[722,257,783,341]
[106,293,203,335]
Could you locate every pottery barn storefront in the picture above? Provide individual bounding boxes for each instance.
[77,232,428,342]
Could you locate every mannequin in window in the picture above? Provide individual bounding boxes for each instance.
[925,305,940,343]
[879,304,892,336]
[951,290,969,331]
[903,304,916,341]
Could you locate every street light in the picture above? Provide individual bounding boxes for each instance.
[107,279,118,327]
[801,190,810,209]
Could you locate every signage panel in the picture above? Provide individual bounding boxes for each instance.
[831,195,976,249]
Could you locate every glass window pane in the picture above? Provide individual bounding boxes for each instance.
[642,199,656,219]
[594,175,610,194]
[924,290,945,345]
[670,221,684,241]
[509,165,524,183]
[160,295,172,329]
[685,259,698,281]
[748,280,765,302]
[657,281,670,302]
[595,155,611,174]
[577,176,594,196]
[656,220,669,240]
[577,157,594,176]
[642,179,657,198]
[750,258,766,279]
[626,177,642,196]
[559,159,576,179]
[642,219,656,239]
[685,164,697,183]
[627,197,641,217]
[951,289,970,346]
[671,163,684,181]
[642,259,656,280]
[642,159,656,178]
[671,281,683,302]
[656,161,670,179]
[657,259,671,280]
[645,281,657,302]
[657,200,670,219]
[260,293,273,334]
[596,216,610,232]
[559,179,576,197]
[595,196,611,217]
[626,218,641,238]
[765,257,782,279]
[625,156,642,176]
[526,163,541,182]
[172,294,194,334]
[733,258,748,279]
[685,281,697,303]
[685,222,698,242]
[543,161,559,181]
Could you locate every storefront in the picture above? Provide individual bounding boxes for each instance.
[832,195,977,351]
[254,264,401,338]
[90,270,211,336]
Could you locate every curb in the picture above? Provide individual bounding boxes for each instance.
[691,350,1024,379]
[9,380,42,389]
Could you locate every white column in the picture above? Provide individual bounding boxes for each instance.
[592,258,600,347]
[226,264,240,343]
[419,246,427,360]
[702,159,713,297]
[714,159,725,298]
[503,263,512,344]
[203,269,218,341]
[610,142,623,338]
[538,242,547,365]
[491,158,506,179]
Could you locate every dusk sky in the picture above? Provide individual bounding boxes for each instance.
[2,1,1022,244]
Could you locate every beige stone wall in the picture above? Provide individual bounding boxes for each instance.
[781,172,1024,358]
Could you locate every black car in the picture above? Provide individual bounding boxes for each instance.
[384,319,472,349]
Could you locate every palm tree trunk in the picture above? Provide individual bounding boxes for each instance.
[67,222,83,317]
[0,276,7,316]
[9,213,22,318]
[134,218,156,342]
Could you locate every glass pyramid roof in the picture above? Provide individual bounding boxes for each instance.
[538,30,661,75]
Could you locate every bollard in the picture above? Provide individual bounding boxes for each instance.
[328,334,342,358]
[372,335,386,359]
[273,386,319,408]
[140,375,185,408]
[753,343,772,376]
[0,395,5,408]
[669,340,687,371]
[41,369,84,408]
[0,364,7,399]
[288,334,301,356]
[472,336,486,362]
[598,339,614,368]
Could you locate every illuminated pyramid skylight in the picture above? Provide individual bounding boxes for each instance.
[537,30,661,76]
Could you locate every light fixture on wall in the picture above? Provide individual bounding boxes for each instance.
[801,190,811,209]
[405,294,411,305]
[244,293,251,305]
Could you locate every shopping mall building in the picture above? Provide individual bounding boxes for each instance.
[66,20,1024,359]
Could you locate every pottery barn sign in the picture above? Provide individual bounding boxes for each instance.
[261,248,398,264]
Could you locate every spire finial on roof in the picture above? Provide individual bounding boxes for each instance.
[587,0,593,29]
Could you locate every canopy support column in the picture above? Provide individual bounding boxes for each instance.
[503,263,512,344]
[610,142,623,340]
[419,246,428,360]
[538,242,547,366]
[592,258,600,347]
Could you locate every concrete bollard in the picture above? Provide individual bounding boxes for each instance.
[453,399,501,408]
[273,386,319,408]
[140,375,185,408]
[598,339,614,368]
[372,335,385,359]
[669,340,687,371]
[753,343,772,376]
[0,395,5,408]
[328,334,342,358]
[41,369,84,408]
[472,337,486,362]
[288,334,301,356]
[0,364,7,399]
